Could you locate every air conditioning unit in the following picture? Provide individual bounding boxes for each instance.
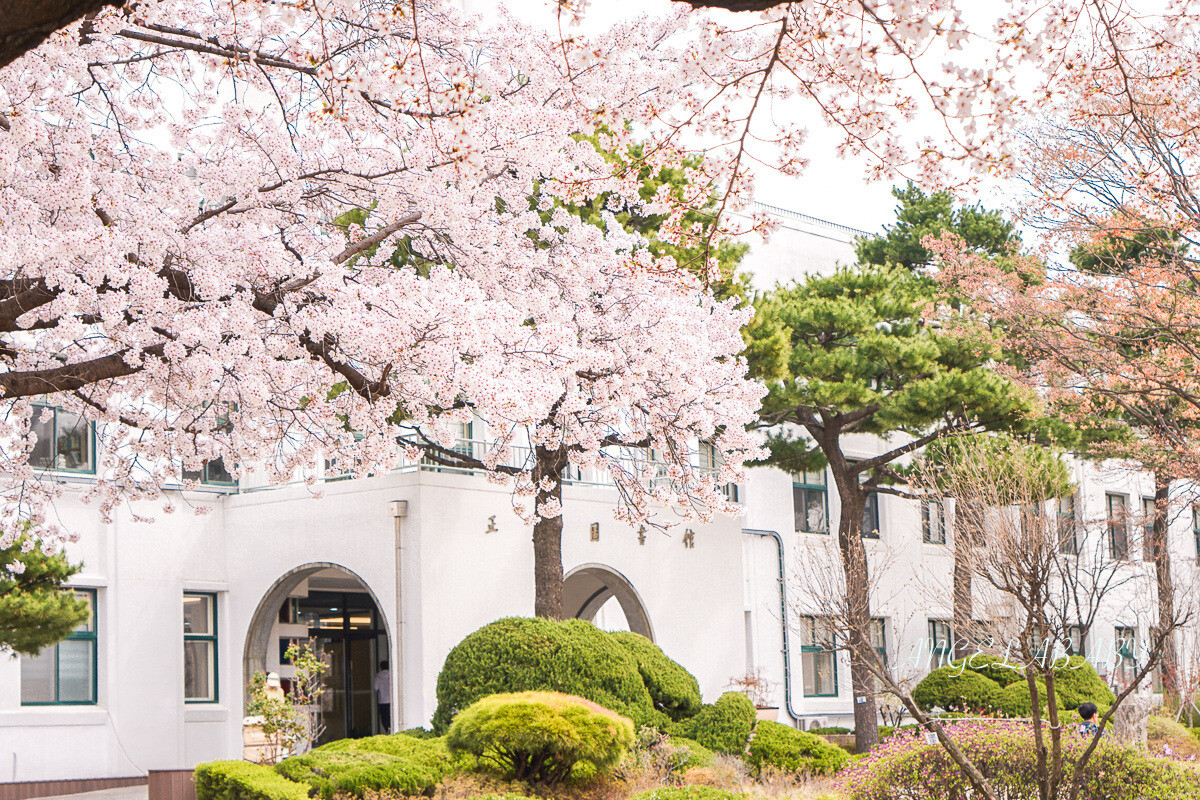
[801,716,829,731]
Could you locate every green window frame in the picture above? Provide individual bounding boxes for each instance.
[1068,625,1086,658]
[1058,495,1078,555]
[800,616,838,697]
[1142,497,1156,562]
[184,592,218,703]
[929,619,953,668]
[183,458,236,487]
[792,471,828,534]
[862,492,881,539]
[871,617,888,667]
[1107,493,1130,560]
[21,589,97,705]
[922,499,947,544]
[1114,625,1138,687]
[30,405,96,474]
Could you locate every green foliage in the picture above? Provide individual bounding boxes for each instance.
[993,679,1062,718]
[668,692,756,755]
[276,732,449,799]
[628,788,746,800]
[194,761,309,800]
[921,436,1074,504]
[808,726,853,735]
[667,736,715,769]
[1051,655,1115,710]
[401,727,438,740]
[609,631,702,721]
[1069,225,1183,276]
[911,667,1004,714]
[1148,715,1193,741]
[446,691,635,785]
[433,617,688,732]
[0,535,88,655]
[846,727,1200,800]
[856,183,1022,275]
[946,654,1024,688]
[746,720,849,776]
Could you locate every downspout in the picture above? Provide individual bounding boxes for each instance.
[743,528,802,724]
[390,500,408,730]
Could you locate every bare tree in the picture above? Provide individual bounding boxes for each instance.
[803,434,1190,800]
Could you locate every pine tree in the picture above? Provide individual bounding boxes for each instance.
[0,536,89,655]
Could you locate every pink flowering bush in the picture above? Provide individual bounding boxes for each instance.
[840,720,1200,799]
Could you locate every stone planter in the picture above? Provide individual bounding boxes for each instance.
[755,706,779,722]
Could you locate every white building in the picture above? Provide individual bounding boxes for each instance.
[0,203,1191,783]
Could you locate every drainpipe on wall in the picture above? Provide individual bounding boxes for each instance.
[742,528,802,725]
[390,500,408,730]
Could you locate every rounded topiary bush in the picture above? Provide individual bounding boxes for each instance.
[433,617,688,731]
[1051,655,1116,710]
[947,654,1023,688]
[610,631,702,721]
[446,691,635,785]
[668,736,715,769]
[747,720,849,777]
[274,733,449,799]
[992,678,1063,718]
[912,666,1004,714]
[668,691,756,755]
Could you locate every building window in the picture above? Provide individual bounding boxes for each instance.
[1107,493,1130,560]
[862,493,880,539]
[1142,497,1156,562]
[871,618,888,667]
[922,499,947,544]
[792,471,828,534]
[21,589,97,704]
[184,593,218,702]
[1058,495,1078,555]
[929,619,953,667]
[183,458,236,487]
[800,616,838,697]
[30,405,95,473]
[1068,625,1086,658]
[1194,506,1200,564]
[1114,626,1138,687]
[699,440,739,503]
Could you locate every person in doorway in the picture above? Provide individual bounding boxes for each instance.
[375,660,391,733]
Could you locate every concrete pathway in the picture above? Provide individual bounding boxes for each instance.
[34,786,148,800]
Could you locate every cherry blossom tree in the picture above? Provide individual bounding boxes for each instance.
[0,0,761,559]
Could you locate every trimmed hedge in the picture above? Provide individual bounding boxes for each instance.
[993,679,1061,718]
[668,736,715,769]
[195,761,308,800]
[747,720,848,777]
[610,631,702,721]
[668,692,755,755]
[629,789,746,800]
[446,691,635,785]
[1051,656,1115,710]
[912,666,1004,714]
[808,726,853,735]
[433,617,691,731]
[947,655,1023,688]
[276,732,449,798]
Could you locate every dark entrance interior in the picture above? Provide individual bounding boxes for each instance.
[295,590,388,742]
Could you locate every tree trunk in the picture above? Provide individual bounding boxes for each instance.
[0,0,123,69]
[834,484,880,754]
[952,498,978,660]
[532,443,568,619]
[1152,471,1178,704]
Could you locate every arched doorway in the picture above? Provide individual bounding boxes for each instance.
[562,564,654,641]
[244,564,392,742]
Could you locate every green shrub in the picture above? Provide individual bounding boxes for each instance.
[433,617,687,731]
[808,726,853,735]
[668,692,755,755]
[843,724,1200,800]
[992,679,1065,718]
[667,736,714,769]
[912,666,1004,714]
[746,720,849,776]
[275,733,449,798]
[446,690,636,785]
[629,788,745,800]
[195,761,309,800]
[1050,656,1115,710]
[1149,715,1194,740]
[610,631,702,721]
[401,727,438,740]
[947,654,1023,687]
